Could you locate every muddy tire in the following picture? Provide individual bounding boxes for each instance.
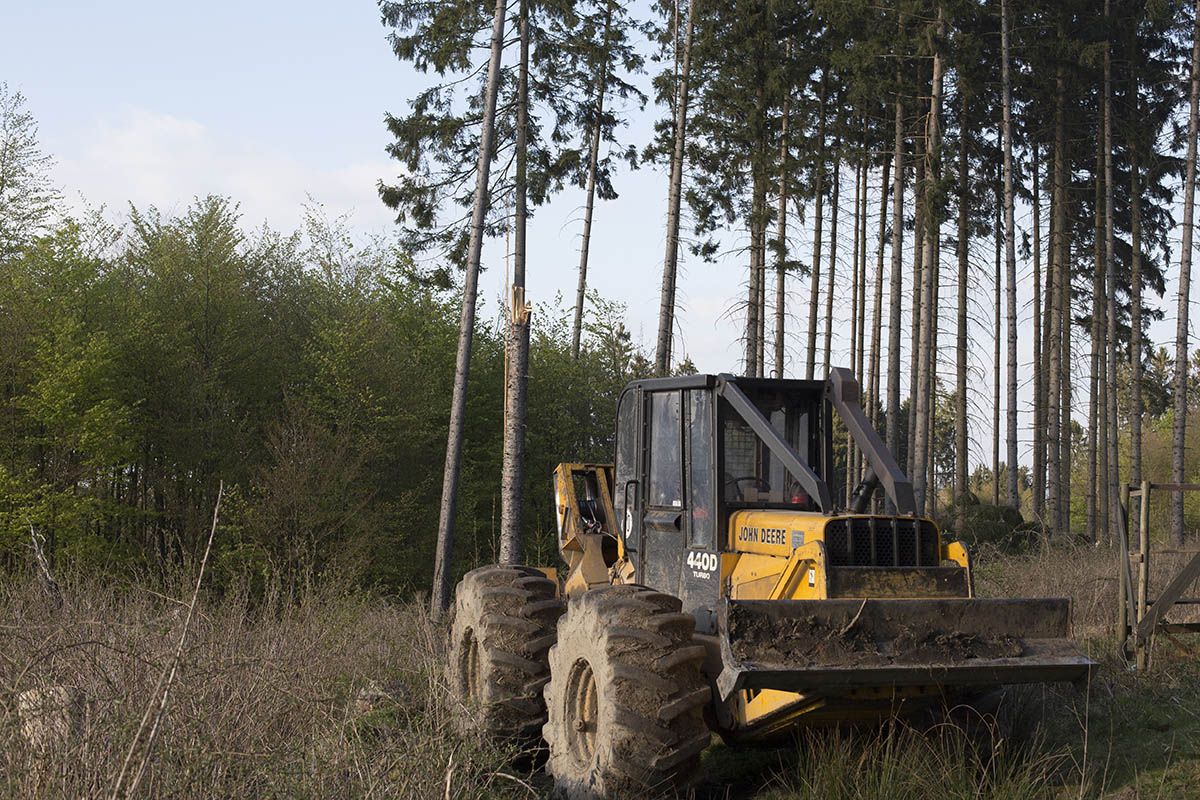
[543,585,711,799]
[448,564,564,740]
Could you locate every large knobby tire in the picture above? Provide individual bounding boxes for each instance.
[448,564,564,741]
[544,585,712,799]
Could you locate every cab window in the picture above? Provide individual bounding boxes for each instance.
[688,390,714,548]
[648,392,682,508]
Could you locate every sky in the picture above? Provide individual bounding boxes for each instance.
[2,0,1194,474]
[1,0,742,372]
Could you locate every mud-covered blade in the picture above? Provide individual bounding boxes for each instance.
[716,598,1096,701]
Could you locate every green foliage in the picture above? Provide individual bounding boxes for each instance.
[0,200,645,592]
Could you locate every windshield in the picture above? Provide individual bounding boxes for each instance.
[720,387,823,508]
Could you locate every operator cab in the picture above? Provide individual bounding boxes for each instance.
[612,374,835,629]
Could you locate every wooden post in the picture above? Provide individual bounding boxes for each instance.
[1137,480,1152,670]
[1118,482,1131,660]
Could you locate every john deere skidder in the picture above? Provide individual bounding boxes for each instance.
[449,369,1093,799]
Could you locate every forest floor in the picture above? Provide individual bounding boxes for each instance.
[1,542,1197,798]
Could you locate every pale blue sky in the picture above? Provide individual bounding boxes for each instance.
[2,0,744,376]
[3,1,1194,473]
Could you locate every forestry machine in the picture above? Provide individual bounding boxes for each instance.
[449,369,1094,799]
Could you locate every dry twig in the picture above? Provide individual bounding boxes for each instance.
[109,481,224,800]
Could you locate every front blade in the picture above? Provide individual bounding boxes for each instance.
[716,598,1096,700]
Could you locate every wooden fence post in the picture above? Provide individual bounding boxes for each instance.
[1137,480,1151,670]
[1118,483,1131,660]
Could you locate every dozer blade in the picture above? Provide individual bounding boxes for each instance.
[716,598,1096,701]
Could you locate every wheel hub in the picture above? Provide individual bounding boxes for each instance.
[565,658,597,767]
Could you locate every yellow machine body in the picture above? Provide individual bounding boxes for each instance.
[548,371,1094,741]
[717,509,973,734]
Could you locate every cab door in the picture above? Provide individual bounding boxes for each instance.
[679,390,719,633]
[639,390,687,596]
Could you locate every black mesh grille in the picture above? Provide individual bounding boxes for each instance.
[823,518,939,567]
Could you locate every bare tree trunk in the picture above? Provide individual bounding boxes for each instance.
[847,152,863,505]
[1047,65,1067,536]
[850,154,862,376]
[746,214,761,376]
[912,8,944,514]
[955,92,969,529]
[908,144,926,477]
[1088,148,1104,544]
[655,0,695,375]
[856,150,870,493]
[993,187,1002,508]
[1130,147,1144,485]
[823,148,841,376]
[1059,104,1073,536]
[1032,142,1045,521]
[431,0,507,617]
[774,81,790,379]
[757,208,767,377]
[1104,11,1121,547]
[869,155,891,432]
[571,1,613,361]
[857,151,869,391]
[1001,0,1019,509]
[887,92,905,480]
[928,221,941,514]
[806,79,827,380]
[1172,0,1200,545]
[499,0,531,566]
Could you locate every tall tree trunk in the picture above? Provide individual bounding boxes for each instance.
[856,150,870,493]
[1130,147,1144,485]
[1046,65,1067,536]
[499,0,531,565]
[928,219,942,513]
[431,0,507,617]
[757,204,767,376]
[655,0,695,375]
[1089,147,1104,544]
[806,79,827,380]
[887,91,905,481]
[1032,143,1045,521]
[848,151,864,505]
[869,155,891,432]
[1172,0,1200,545]
[912,8,944,514]
[955,91,969,530]
[823,147,841,376]
[1065,181,1075,534]
[571,1,613,361]
[746,213,761,376]
[1104,10,1121,547]
[774,81,790,379]
[993,186,1002,508]
[856,139,870,415]
[908,140,926,477]
[857,148,869,391]
[1001,0,1019,509]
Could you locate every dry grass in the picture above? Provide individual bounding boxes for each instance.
[2,543,1198,799]
[0,575,531,799]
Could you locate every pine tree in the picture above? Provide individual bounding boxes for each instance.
[654,0,697,375]
[499,0,532,565]
[1001,0,1020,509]
[380,0,511,615]
[1173,0,1200,545]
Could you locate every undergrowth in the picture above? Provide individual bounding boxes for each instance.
[2,541,1197,799]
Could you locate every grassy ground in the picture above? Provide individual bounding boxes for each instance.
[1,543,1197,798]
